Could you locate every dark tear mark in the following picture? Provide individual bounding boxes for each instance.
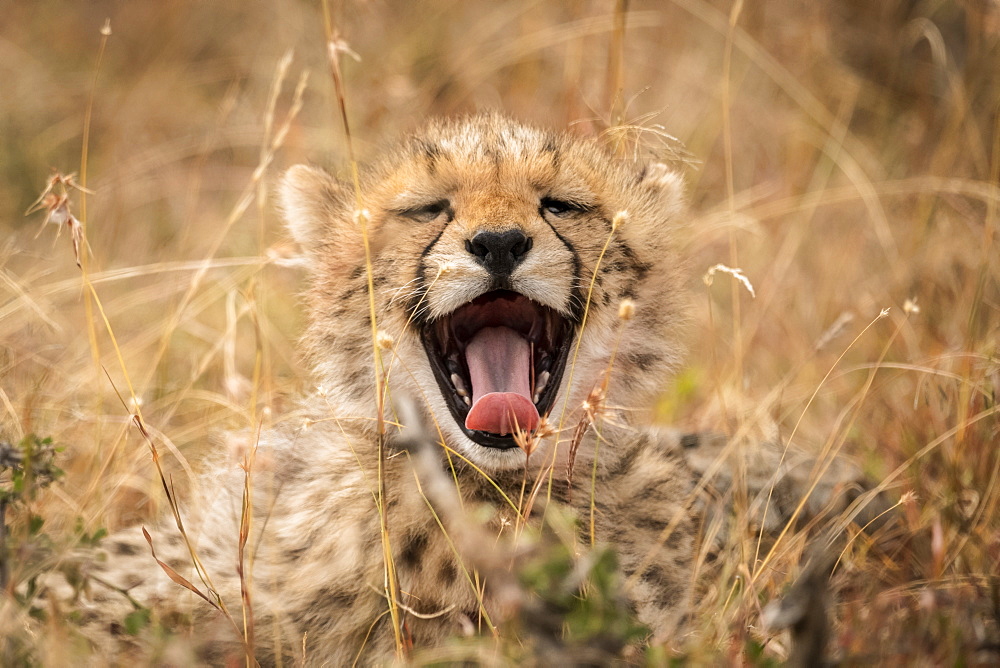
[541,218,583,321]
[407,221,451,326]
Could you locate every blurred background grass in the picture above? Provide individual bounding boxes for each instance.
[1,0,998,663]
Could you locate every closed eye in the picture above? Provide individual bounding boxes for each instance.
[397,199,451,222]
[539,196,590,217]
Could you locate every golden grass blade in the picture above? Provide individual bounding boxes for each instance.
[319,1,403,653]
[141,526,217,609]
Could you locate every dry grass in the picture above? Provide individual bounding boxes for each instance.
[1,0,998,664]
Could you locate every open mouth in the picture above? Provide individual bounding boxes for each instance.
[420,290,574,449]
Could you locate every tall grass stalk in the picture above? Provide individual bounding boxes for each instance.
[319,0,403,655]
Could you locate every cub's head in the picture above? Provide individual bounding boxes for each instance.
[280,114,686,471]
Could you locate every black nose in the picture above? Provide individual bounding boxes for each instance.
[465,229,533,276]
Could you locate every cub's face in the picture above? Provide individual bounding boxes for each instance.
[280,114,686,471]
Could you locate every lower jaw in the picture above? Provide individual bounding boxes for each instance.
[462,427,522,450]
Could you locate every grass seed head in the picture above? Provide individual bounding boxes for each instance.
[515,416,554,457]
[618,298,636,321]
[611,210,629,231]
[376,330,394,350]
[703,263,755,298]
[352,208,370,227]
[582,385,606,419]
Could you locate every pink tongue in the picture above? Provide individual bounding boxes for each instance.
[463,327,540,435]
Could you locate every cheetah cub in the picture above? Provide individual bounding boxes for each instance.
[70,114,827,664]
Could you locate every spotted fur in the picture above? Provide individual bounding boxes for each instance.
[54,115,863,664]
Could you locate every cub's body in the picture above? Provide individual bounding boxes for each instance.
[76,115,711,663]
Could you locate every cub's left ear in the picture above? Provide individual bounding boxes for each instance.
[621,162,686,255]
[277,164,352,257]
[638,162,685,217]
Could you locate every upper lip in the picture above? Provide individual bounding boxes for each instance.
[419,290,575,449]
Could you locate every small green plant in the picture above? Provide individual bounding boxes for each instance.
[0,435,64,597]
[520,540,649,650]
[1,436,146,663]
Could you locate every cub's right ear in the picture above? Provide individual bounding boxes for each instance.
[278,164,351,253]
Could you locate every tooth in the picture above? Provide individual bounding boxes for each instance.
[463,396,471,406]
[533,392,540,404]
[450,373,467,394]
[534,370,550,399]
